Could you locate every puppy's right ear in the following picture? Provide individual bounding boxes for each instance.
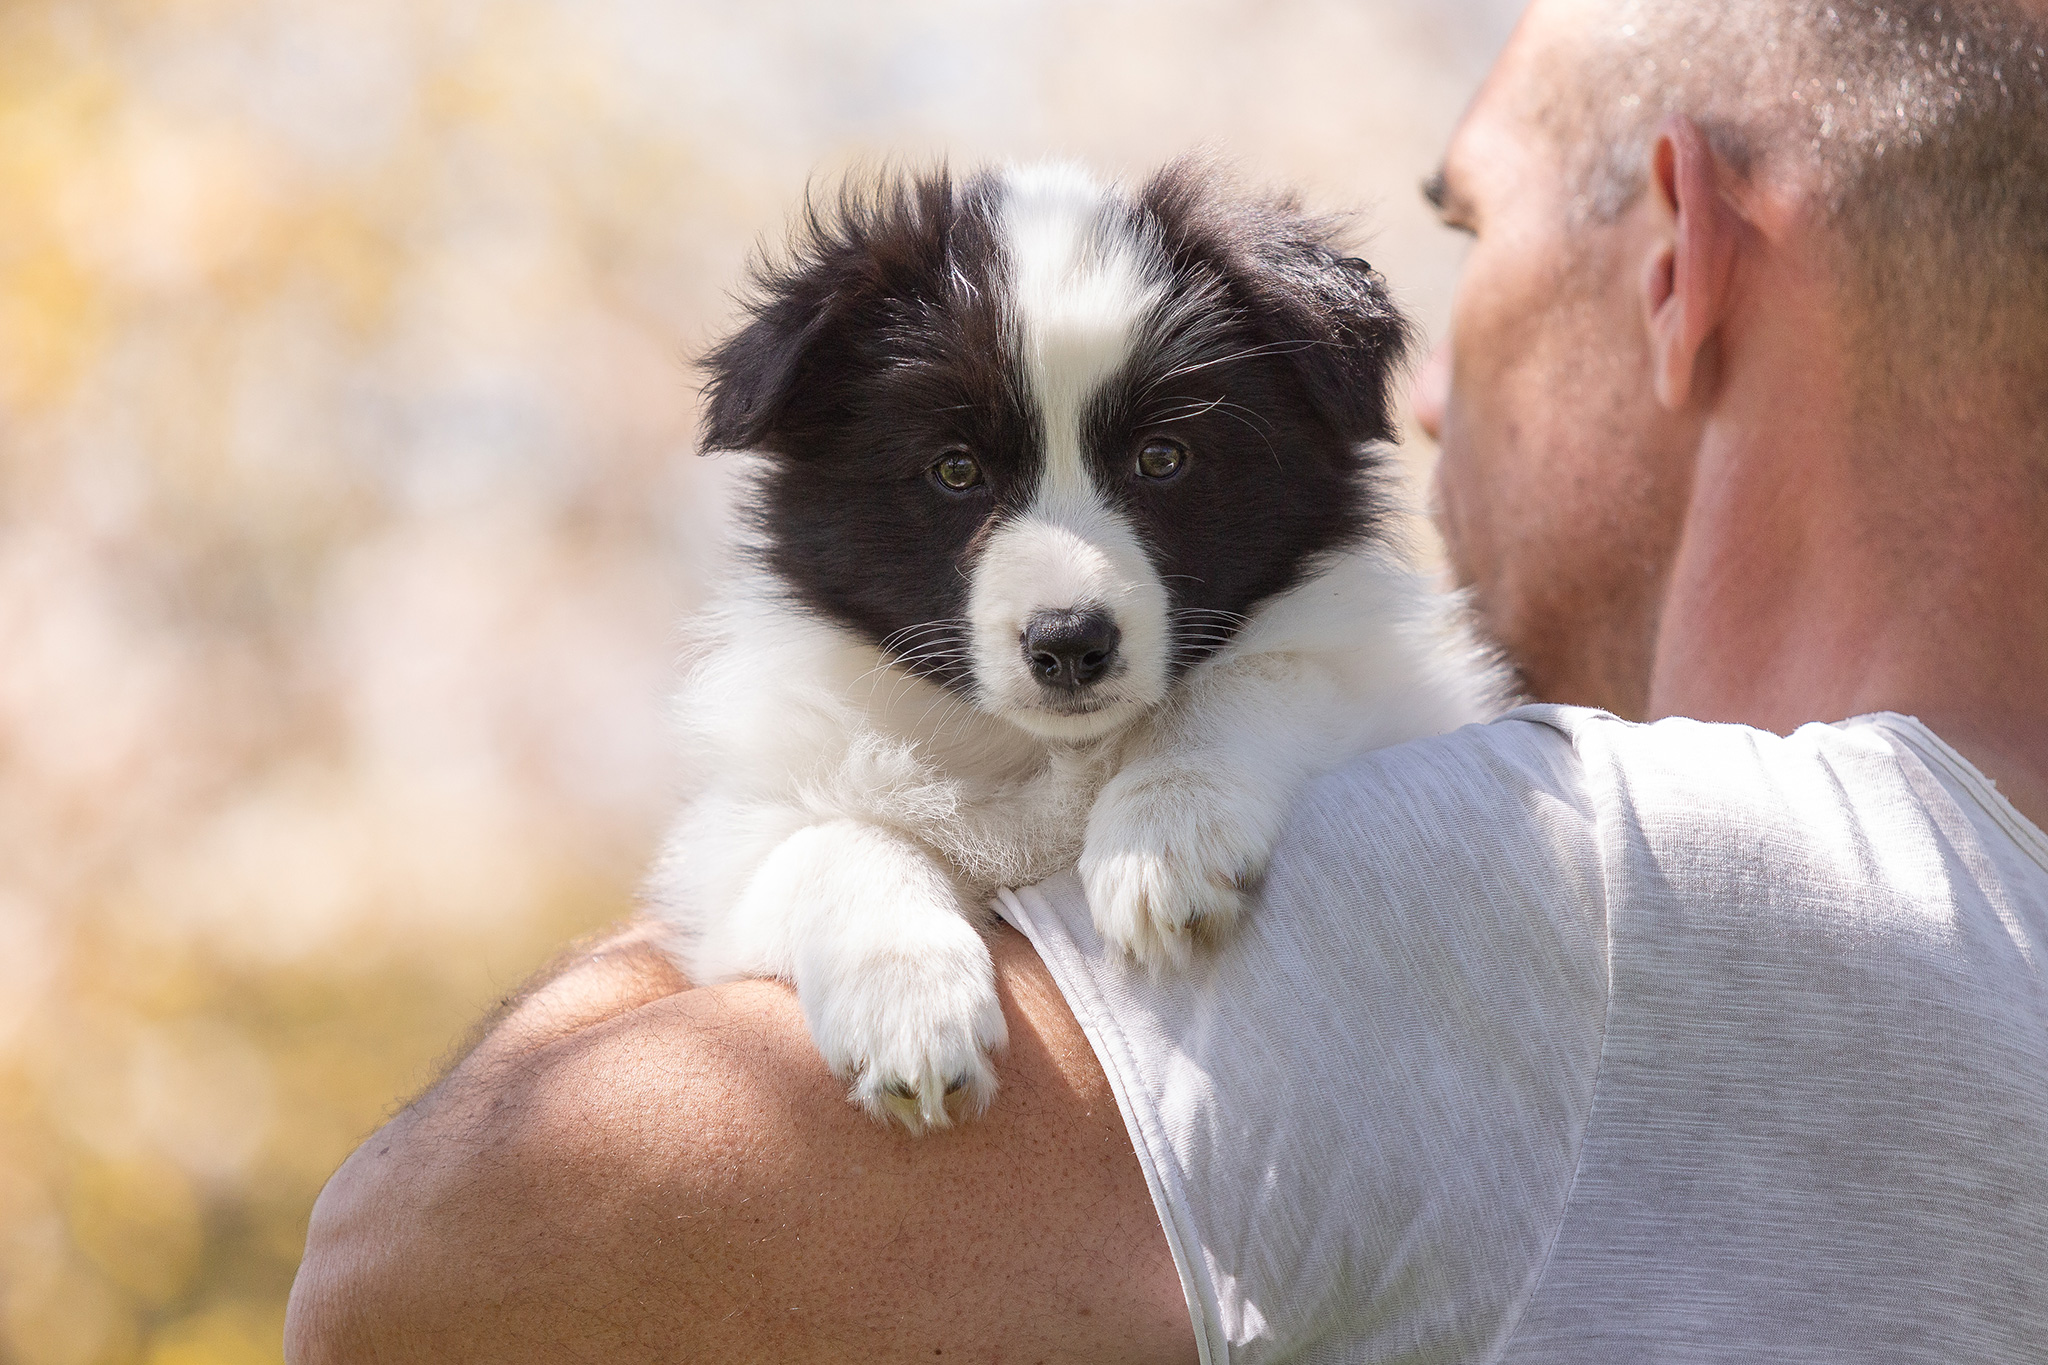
[699,168,955,454]
[698,279,838,455]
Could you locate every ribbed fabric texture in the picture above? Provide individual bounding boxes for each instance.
[998,707,2048,1363]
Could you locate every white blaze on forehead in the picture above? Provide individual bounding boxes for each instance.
[998,163,1165,513]
[965,165,1173,739]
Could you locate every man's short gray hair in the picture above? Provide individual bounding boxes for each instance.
[1552,0,2048,390]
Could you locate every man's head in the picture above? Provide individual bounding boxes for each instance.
[1417,0,2048,717]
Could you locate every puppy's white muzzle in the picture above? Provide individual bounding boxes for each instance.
[966,506,1169,741]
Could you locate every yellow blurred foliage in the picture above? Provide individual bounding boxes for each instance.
[0,0,1508,1358]
[66,1158,203,1307]
[145,1302,283,1365]
[0,245,101,410]
[4,1257,138,1365]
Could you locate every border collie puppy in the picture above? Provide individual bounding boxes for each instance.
[651,161,1502,1131]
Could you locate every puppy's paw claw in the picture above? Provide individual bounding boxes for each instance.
[804,939,1007,1135]
[1081,767,1269,969]
[1083,848,1248,969]
[850,1040,998,1133]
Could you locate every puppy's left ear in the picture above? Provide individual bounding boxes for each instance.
[698,273,839,455]
[1243,229,1411,446]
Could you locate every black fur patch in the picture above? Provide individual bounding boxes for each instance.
[701,169,1040,690]
[1087,161,1410,672]
[698,163,1410,691]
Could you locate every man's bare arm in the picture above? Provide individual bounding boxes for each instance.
[284,922,1196,1363]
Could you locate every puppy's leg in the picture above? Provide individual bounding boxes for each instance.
[1081,655,1340,968]
[731,819,1007,1132]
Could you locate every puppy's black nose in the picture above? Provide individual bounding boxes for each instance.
[1023,608,1121,690]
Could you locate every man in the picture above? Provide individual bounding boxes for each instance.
[286,0,2048,1358]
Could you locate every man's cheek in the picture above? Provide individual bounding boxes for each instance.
[1429,448,1486,594]
[1410,340,1452,444]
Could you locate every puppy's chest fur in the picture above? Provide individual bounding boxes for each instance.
[665,596,1117,904]
[647,161,1504,1131]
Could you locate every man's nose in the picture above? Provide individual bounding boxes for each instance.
[1411,337,1450,444]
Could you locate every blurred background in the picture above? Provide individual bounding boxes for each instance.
[0,1,1520,1360]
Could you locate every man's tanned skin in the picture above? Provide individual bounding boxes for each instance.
[286,0,2048,1357]
[287,923,1193,1362]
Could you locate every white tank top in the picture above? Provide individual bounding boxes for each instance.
[997,706,2048,1363]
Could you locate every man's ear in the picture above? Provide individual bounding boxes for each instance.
[1643,115,1739,411]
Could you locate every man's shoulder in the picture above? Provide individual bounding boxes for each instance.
[1287,705,1600,869]
[1291,705,1967,913]
[1301,703,2048,964]
[1301,703,1595,823]
[1271,708,1615,945]
[1310,702,1926,840]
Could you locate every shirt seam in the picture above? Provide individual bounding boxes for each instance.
[1483,922,1613,1360]
[995,885,1228,1365]
[1857,713,2048,877]
[1483,710,1618,1361]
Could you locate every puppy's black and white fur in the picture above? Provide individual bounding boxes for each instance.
[651,161,1502,1130]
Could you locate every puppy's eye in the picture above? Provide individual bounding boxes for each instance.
[932,450,982,491]
[1135,438,1186,481]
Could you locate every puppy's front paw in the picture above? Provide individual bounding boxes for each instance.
[1080,762,1273,969]
[799,914,1008,1134]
